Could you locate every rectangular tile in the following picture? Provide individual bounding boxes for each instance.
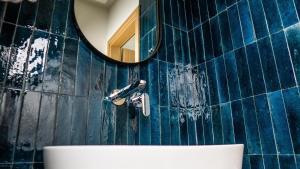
[4,2,20,24]
[202,21,214,61]
[195,108,205,145]
[238,0,256,45]
[207,0,217,18]
[248,0,269,39]
[220,103,235,144]
[164,24,175,63]
[159,61,169,106]
[151,106,161,145]
[179,110,188,145]
[170,108,180,145]
[206,59,219,105]
[199,0,209,22]
[261,0,283,34]
[17,0,38,27]
[279,155,297,169]
[160,107,171,145]
[267,91,294,154]
[194,26,205,64]
[115,104,128,145]
[50,0,69,35]
[210,17,223,57]
[228,5,244,49]
[211,105,223,144]
[71,97,88,145]
[276,0,299,28]
[264,155,280,169]
[187,111,197,145]
[215,56,229,103]
[203,108,213,145]
[219,11,233,53]
[250,155,264,169]
[35,0,54,31]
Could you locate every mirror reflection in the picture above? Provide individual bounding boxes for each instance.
[74,0,159,63]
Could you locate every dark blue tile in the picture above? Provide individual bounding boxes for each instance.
[0,2,6,20]
[60,38,78,95]
[254,95,277,154]
[226,0,236,7]
[162,0,172,25]
[203,108,213,145]
[282,88,300,154]
[4,2,20,24]
[195,63,210,107]
[261,0,283,34]
[151,106,161,145]
[206,59,219,105]
[35,0,54,31]
[51,0,69,35]
[71,97,87,145]
[42,34,63,93]
[267,91,294,154]
[216,0,226,12]
[297,155,300,169]
[75,41,91,96]
[224,52,241,101]
[199,0,209,23]
[242,97,262,154]
[188,31,197,65]
[279,155,297,169]
[177,0,187,31]
[276,0,299,28]
[12,163,32,169]
[211,105,223,144]
[173,29,183,64]
[220,103,235,144]
[6,25,31,89]
[264,155,280,169]
[87,94,102,145]
[14,92,41,162]
[0,90,22,163]
[215,56,229,103]
[17,0,38,27]
[139,97,151,146]
[219,11,233,53]
[245,43,266,95]
[257,37,281,92]
[271,31,296,89]
[237,0,256,45]
[207,0,217,18]
[168,63,178,108]
[170,0,179,28]
[295,0,300,20]
[32,163,44,169]
[170,108,180,145]
[194,26,205,64]
[248,0,269,39]
[187,111,197,145]
[181,32,190,65]
[65,5,78,39]
[159,61,169,106]
[179,110,188,145]
[231,100,248,153]
[27,30,49,91]
[202,21,214,61]
[285,23,300,85]
[190,0,201,27]
[250,155,264,169]
[53,95,73,145]
[235,47,253,98]
[0,22,16,47]
[195,109,205,145]
[34,93,56,162]
[228,5,244,49]
[148,59,159,106]
[115,104,128,145]
[210,17,223,57]
[243,155,251,169]
[160,107,171,145]
[164,25,175,63]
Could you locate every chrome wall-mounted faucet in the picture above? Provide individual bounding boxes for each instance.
[104,80,150,117]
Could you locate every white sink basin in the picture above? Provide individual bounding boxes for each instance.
[43,144,244,169]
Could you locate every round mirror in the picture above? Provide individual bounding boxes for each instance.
[73,0,161,64]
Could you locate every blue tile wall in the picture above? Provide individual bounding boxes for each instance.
[0,0,300,169]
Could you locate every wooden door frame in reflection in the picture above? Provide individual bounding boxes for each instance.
[107,7,140,62]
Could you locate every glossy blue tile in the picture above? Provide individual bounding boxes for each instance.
[250,155,264,169]
[237,0,256,45]
[179,110,188,145]
[215,56,229,103]
[261,0,283,34]
[75,41,91,96]
[160,107,171,145]
[187,112,196,145]
[199,0,209,22]
[243,155,251,169]
[248,0,269,39]
[219,11,233,53]
[271,31,296,89]
[34,93,56,162]
[173,29,183,64]
[195,109,204,145]
[235,47,253,98]
[282,88,300,154]
[231,100,248,153]
[202,21,214,61]
[170,0,179,28]
[53,95,73,145]
[17,0,38,27]
[224,52,241,101]
[115,104,128,145]
[42,34,63,93]
[210,17,223,57]
[162,0,172,25]
[226,0,236,7]
[65,6,78,39]
[220,103,235,144]
[151,106,161,145]
[188,31,197,65]
[60,38,78,95]
[245,42,266,95]
[264,155,280,169]
[228,5,244,49]
[4,2,20,24]
[207,0,217,18]
[203,108,213,145]
[86,94,102,145]
[51,0,69,35]
[35,0,54,31]
[194,26,205,64]
[71,97,87,145]
[0,22,15,47]
[170,108,180,145]
[177,0,187,31]
[211,105,223,144]
[164,24,175,63]
[168,63,178,108]
[190,0,201,27]
[254,95,277,154]
[27,30,49,91]
[285,23,300,84]
[12,163,32,169]
[14,92,41,162]
[242,97,262,154]
[0,90,22,163]
[267,91,294,154]
[159,61,169,106]
[257,37,281,92]
[276,0,299,28]
[181,32,190,65]
[279,155,297,169]
[195,63,210,107]
[206,59,219,105]
[216,0,226,12]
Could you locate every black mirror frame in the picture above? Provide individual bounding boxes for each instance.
[71,0,162,65]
